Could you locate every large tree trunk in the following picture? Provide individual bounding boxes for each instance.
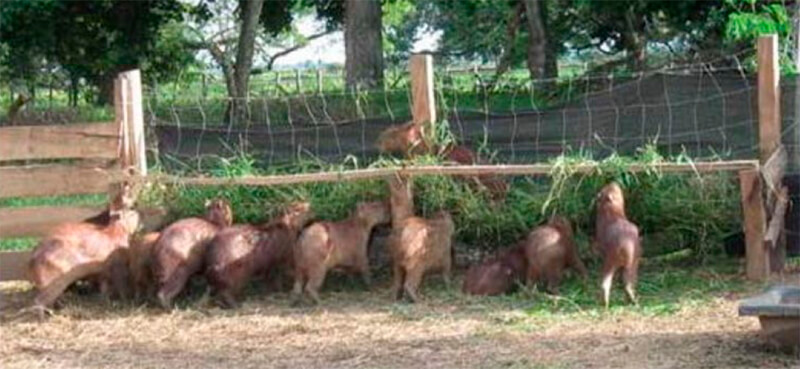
[522,0,549,80]
[494,1,525,80]
[622,8,647,71]
[344,0,384,90]
[227,0,265,124]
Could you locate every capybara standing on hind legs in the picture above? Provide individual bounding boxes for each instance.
[390,210,455,302]
[28,208,140,311]
[151,199,233,308]
[206,202,314,308]
[522,216,588,294]
[293,201,391,304]
[388,174,454,303]
[594,182,642,309]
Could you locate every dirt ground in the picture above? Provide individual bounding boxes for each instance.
[1,274,798,369]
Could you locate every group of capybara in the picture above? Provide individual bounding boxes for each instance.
[26,121,643,314]
[27,177,641,313]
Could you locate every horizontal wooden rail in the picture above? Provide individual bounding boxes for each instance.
[0,165,126,198]
[137,160,760,187]
[0,206,105,238]
[0,122,118,161]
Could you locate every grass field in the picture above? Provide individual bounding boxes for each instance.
[1,256,798,369]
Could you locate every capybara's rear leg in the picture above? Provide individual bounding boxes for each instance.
[157,269,191,309]
[391,264,405,301]
[291,272,305,306]
[623,262,639,306]
[442,256,453,289]
[304,267,327,305]
[355,253,372,288]
[218,289,240,309]
[402,268,424,303]
[526,265,541,288]
[544,267,563,295]
[600,263,616,310]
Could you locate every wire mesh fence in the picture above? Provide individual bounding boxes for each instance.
[145,57,799,174]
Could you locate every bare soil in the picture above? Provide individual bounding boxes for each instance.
[1,274,798,369]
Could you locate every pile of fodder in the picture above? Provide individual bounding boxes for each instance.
[140,147,741,263]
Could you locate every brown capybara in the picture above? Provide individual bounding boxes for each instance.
[293,201,391,304]
[594,182,642,308]
[128,231,160,301]
[389,211,455,303]
[376,121,507,200]
[462,245,527,296]
[206,202,314,308]
[522,216,588,294]
[28,209,140,309]
[151,199,233,308]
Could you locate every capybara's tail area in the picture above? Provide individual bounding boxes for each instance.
[34,261,105,308]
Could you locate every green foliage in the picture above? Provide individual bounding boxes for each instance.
[724,0,792,41]
[137,147,741,263]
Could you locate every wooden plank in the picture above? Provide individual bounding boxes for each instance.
[739,169,769,281]
[0,206,105,238]
[765,186,789,248]
[761,145,787,212]
[0,122,118,161]
[0,165,126,198]
[138,160,760,187]
[409,54,436,126]
[0,250,31,281]
[757,35,781,162]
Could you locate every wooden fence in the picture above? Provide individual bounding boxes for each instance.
[0,36,791,283]
[0,70,148,281]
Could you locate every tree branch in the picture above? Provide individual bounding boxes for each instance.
[265,30,335,70]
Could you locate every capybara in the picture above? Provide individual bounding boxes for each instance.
[293,201,391,304]
[594,182,642,308]
[462,245,527,296]
[206,202,314,308]
[128,232,160,301]
[151,199,233,308]
[376,121,507,200]
[522,216,588,294]
[388,174,415,229]
[389,211,455,302]
[28,209,140,309]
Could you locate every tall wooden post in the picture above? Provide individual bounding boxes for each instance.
[409,54,436,126]
[739,35,782,281]
[114,69,147,177]
[757,35,781,161]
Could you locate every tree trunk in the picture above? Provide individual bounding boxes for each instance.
[793,0,800,172]
[344,0,384,90]
[494,1,525,80]
[522,0,548,80]
[97,73,115,106]
[623,9,647,71]
[228,0,265,124]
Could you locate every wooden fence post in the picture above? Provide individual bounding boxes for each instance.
[739,34,782,281]
[758,35,781,161]
[114,70,147,177]
[739,169,768,280]
[409,54,436,126]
